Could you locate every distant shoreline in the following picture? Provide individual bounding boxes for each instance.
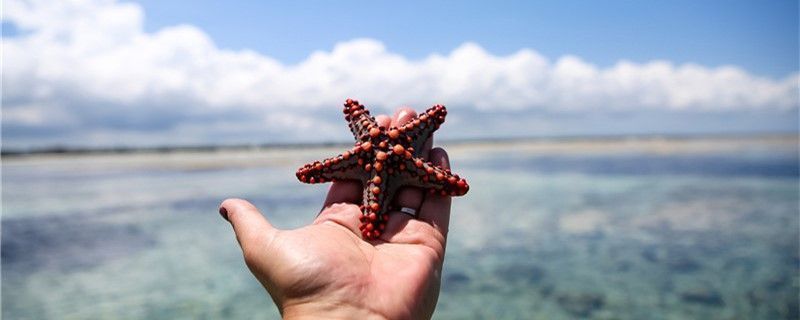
[2,132,796,157]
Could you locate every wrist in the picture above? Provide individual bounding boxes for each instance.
[281,300,388,320]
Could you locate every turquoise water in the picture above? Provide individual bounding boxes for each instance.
[3,138,798,319]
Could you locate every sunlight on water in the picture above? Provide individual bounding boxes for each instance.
[3,137,798,319]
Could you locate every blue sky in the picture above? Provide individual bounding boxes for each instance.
[134,0,798,77]
[2,0,798,149]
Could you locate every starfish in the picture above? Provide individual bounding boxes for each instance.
[296,99,470,239]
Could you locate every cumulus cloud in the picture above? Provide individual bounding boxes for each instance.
[2,0,798,147]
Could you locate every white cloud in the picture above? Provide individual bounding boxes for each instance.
[2,0,798,147]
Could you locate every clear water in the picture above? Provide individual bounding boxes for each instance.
[3,138,798,319]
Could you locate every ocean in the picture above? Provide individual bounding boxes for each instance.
[3,136,798,319]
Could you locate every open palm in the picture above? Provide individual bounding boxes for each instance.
[219,108,454,320]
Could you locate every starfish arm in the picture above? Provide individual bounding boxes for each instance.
[343,99,378,140]
[296,152,365,184]
[359,171,390,238]
[402,157,470,196]
[397,104,447,154]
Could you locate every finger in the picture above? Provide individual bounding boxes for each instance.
[418,148,452,237]
[391,107,426,218]
[219,198,277,252]
[322,180,362,210]
[390,107,417,128]
[375,114,391,129]
[391,108,435,212]
[314,202,363,235]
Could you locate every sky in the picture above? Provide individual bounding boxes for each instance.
[2,0,798,149]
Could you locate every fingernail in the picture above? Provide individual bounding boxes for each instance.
[219,207,229,221]
[395,108,415,121]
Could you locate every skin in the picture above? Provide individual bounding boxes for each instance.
[219,107,453,320]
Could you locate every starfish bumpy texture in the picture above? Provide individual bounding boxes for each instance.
[296,99,470,239]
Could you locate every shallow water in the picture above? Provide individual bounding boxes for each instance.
[3,137,798,319]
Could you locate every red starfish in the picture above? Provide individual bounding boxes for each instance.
[296,99,470,239]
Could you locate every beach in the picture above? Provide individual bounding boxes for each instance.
[3,135,798,319]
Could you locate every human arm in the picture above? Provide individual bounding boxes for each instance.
[218,108,455,319]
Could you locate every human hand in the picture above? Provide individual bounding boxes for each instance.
[219,107,454,320]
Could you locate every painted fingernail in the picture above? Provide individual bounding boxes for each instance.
[219,207,229,221]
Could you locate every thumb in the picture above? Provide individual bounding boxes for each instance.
[219,198,276,258]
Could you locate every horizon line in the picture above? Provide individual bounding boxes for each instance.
[2,131,796,157]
